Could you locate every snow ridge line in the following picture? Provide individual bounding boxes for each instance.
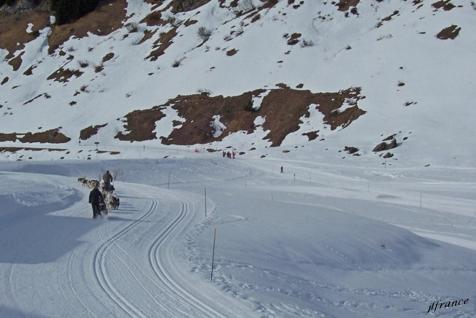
[92,200,157,318]
[148,201,227,318]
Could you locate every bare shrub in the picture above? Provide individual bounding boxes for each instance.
[198,26,212,41]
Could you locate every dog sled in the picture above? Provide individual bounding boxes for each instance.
[100,181,120,214]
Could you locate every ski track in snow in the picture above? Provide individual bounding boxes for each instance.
[92,200,158,318]
[147,201,226,318]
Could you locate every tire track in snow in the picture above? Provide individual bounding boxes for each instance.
[148,201,228,318]
[92,200,157,318]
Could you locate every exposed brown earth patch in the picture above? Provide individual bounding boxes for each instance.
[251,14,261,23]
[432,0,455,10]
[0,9,49,59]
[102,52,115,63]
[336,0,360,12]
[260,88,364,146]
[302,131,318,141]
[344,146,359,154]
[48,0,127,54]
[261,0,278,9]
[276,83,290,89]
[226,48,238,56]
[0,133,17,142]
[0,128,71,144]
[138,30,157,44]
[0,147,66,153]
[115,107,166,141]
[161,92,259,145]
[96,150,120,155]
[80,124,107,140]
[47,67,83,82]
[165,0,211,13]
[147,27,177,61]
[287,33,301,45]
[373,137,398,152]
[184,19,198,27]
[119,87,365,147]
[23,65,36,75]
[20,129,71,143]
[8,52,24,71]
[141,11,167,26]
[376,10,399,28]
[436,25,461,40]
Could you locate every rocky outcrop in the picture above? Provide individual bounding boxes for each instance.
[373,137,398,152]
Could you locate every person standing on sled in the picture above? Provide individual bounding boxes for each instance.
[89,183,104,219]
[103,170,114,191]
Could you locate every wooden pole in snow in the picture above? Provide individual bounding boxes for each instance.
[204,187,207,217]
[210,228,217,282]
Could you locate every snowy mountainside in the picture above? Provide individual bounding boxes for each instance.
[0,0,475,166]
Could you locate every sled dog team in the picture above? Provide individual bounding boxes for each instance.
[78,170,120,218]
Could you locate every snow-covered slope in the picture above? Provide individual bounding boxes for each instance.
[0,0,475,166]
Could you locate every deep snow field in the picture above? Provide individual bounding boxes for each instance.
[0,155,475,318]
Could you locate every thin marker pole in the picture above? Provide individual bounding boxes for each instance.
[210,228,217,282]
[204,187,207,217]
[293,173,296,184]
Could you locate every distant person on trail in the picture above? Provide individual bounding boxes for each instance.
[89,183,104,219]
[232,151,236,159]
[103,170,113,191]
[280,166,284,173]
[222,151,226,158]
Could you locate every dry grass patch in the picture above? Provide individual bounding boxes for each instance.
[336,0,360,11]
[0,128,71,144]
[0,9,49,59]
[436,25,461,39]
[116,87,365,147]
[115,107,166,141]
[432,0,455,10]
[80,124,107,140]
[8,53,24,71]
[147,27,177,60]
[141,11,167,26]
[0,147,66,153]
[47,67,83,82]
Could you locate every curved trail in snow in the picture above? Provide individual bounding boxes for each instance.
[92,200,157,318]
[86,183,254,318]
[147,201,228,318]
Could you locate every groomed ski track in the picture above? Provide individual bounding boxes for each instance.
[88,184,255,318]
[0,173,255,318]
